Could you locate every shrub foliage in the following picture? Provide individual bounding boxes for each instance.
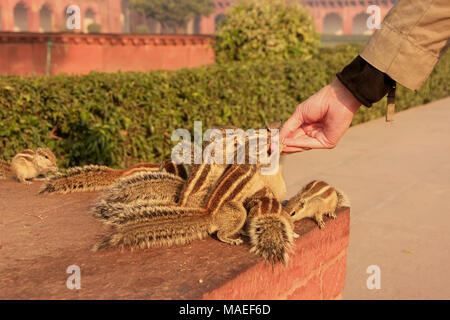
[213,0,320,63]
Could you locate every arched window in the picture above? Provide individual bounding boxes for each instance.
[352,12,371,34]
[121,0,130,33]
[214,14,225,32]
[193,16,201,34]
[14,2,28,32]
[84,8,95,32]
[322,13,342,35]
[39,4,52,32]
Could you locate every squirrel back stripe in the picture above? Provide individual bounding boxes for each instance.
[190,164,212,196]
[177,164,204,205]
[177,163,229,208]
[160,160,188,180]
[18,149,35,156]
[206,164,256,211]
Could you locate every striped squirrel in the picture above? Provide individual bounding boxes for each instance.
[39,162,161,194]
[92,163,297,265]
[0,148,58,184]
[92,126,294,264]
[283,180,350,229]
[177,122,286,208]
[93,123,283,212]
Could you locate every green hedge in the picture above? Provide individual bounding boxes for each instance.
[0,45,448,168]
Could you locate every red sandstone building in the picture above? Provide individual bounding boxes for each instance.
[1,0,398,35]
[0,0,399,75]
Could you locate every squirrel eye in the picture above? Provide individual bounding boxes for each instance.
[290,211,296,216]
[255,227,261,233]
[45,155,49,159]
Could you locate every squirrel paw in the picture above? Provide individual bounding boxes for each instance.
[328,212,337,219]
[220,236,243,246]
[317,219,325,229]
[230,238,244,245]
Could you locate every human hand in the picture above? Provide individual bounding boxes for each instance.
[280,78,361,154]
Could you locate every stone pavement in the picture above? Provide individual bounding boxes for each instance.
[281,97,450,299]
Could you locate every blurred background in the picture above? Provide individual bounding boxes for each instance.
[3,0,396,36]
[0,0,400,76]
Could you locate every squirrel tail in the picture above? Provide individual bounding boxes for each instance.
[92,202,210,250]
[39,165,123,194]
[0,160,11,179]
[248,213,295,265]
[38,164,159,195]
[335,188,350,208]
[99,171,185,204]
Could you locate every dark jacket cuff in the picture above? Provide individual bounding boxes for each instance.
[336,55,396,107]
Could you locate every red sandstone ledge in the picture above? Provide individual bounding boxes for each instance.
[0,32,214,46]
[0,179,350,299]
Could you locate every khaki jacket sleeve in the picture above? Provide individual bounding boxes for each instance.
[360,0,450,90]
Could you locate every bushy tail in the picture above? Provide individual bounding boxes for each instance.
[91,202,210,251]
[100,171,184,204]
[0,160,11,179]
[248,213,295,265]
[92,200,199,225]
[39,165,123,194]
[335,188,350,208]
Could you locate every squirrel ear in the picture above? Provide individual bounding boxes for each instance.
[265,121,282,130]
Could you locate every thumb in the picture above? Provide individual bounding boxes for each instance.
[279,106,304,143]
[284,134,326,149]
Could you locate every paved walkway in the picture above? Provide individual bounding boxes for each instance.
[281,97,450,299]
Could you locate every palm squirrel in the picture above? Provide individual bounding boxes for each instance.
[92,163,297,265]
[283,180,350,229]
[92,126,295,264]
[0,148,58,184]
[177,122,286,208]
[39,162,162,194]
